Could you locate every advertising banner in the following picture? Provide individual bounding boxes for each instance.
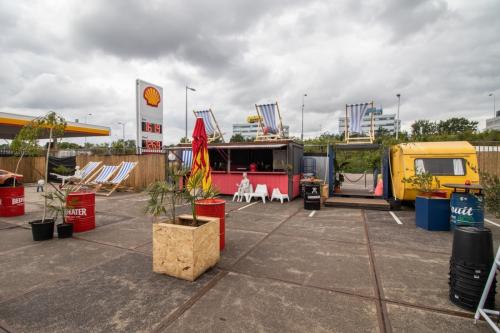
[136,79,163,153]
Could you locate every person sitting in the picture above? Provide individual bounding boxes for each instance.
[235,172,251,202]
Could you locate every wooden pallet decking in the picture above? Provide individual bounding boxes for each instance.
[324,197,390,210]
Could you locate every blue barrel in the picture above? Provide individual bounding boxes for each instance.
[450,193,484,229]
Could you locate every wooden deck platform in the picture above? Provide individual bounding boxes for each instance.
[324,197,390,210]
[333,190,376,199]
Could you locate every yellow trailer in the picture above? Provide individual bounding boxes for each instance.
[390,141,479,201]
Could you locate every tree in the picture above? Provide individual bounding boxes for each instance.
[230,134,245,142]
[10,122,41,186]
[36,112,67,222]
[411,120,438,137]
[437,117,478,135]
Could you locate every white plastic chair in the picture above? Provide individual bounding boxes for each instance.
[245,184,268,203]
[270,188,289,204]
[233,184,253,202]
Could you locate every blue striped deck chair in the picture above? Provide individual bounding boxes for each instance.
[95,161,138,196]
[344,102,374,144]
[73,164,119,191]
[255,102,284,141]
[182,150,193,170]
[193,109,224,143]
[58,161,102,188]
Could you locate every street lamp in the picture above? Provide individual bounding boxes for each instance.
[396,94,401,140]
[118,122,125,141]
[185,86,196,140]
[489,93,496,117]
[301,93,307,141]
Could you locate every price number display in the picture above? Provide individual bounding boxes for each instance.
[141,140,162,150]
[141,121,162,134]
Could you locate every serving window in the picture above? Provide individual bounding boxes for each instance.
[414,158,466,176]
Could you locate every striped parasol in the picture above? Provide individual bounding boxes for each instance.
[190,117,212,191]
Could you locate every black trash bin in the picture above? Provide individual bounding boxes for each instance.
[449,226,496,311]
[304,184,321,210]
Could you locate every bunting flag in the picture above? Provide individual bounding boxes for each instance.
[190,117,212,191]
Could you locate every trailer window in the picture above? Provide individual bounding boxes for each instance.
[414,158,466,176]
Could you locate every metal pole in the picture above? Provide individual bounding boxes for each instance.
[301,94,307,141]
[185,86,188,140]
[396,94,401,140]
[490,93,496,117]
[185,86,196,141]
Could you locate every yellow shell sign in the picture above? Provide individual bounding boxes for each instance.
[143,86,161,107]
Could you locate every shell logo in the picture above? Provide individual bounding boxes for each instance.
[143,87,161,107]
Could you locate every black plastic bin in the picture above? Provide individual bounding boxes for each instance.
[304,184,321,210]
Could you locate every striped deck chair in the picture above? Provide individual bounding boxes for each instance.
[344,102,374,144]
[182,150,193,170]
[95,161,138,196]
[193,109,224,143]
[61,161,102,190]
[255,102,284,141]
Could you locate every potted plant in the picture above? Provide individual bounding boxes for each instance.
[2,122,41,217]
[42,186,74,238]
[146,167,220,281]
[403,172,450,231]
[28,112,67,241]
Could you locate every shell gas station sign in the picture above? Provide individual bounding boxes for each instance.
[136,79,163,153]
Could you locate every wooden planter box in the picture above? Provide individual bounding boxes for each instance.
[153,214,220,281]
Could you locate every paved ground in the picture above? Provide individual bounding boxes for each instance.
[0,185,499,332]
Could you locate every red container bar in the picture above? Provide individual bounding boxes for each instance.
[176,141,303,199]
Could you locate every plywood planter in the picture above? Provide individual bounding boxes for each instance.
[153,214,220,281]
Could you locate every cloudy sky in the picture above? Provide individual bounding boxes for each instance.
[0,0,499,144]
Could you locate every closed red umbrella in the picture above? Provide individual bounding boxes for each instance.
[191,118,212,191]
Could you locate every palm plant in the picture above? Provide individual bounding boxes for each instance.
[42,187,73,224]
[145,167,219,227]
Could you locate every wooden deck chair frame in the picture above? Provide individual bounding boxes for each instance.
[344,101,375,144]
[63,161,103,191]
[255,101,284,141]
[192,109,225,143]
[95,161,138,196]
[73,163,120,192]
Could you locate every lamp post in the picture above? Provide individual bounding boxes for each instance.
[301,93,307,141]
[84,113,92,145]
[185,86,196,140]
[489,93,496,117]
[396,94,401,140]
[118,122,125,141]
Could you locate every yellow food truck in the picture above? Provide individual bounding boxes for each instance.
[390,141,479,201]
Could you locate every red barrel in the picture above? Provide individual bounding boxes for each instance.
[0,186,25,217]
[195,199,225,251]
[65,192,95,232]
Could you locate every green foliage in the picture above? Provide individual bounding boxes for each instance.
[145,166,220,227]
[402,172,441,194]
[53,165,73,176]
[42,187,73,224]
[58,142,81,149]
[145,166,187,222]
[10,122,42,186]
[481,173,500,218]
[229,133,245,142]
[180,137,190,143]
[411,117,478,139]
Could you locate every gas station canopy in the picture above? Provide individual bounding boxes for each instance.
[0,112,110,139]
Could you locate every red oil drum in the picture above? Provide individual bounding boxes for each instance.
[195,199,225,251]
[0,186,25,217]
[65,192,95,232]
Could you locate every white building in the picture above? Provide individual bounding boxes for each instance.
[232,123,290,139]
[338,108,400,134]
[486,111,500,131]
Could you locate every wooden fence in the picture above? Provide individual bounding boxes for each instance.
[477,151,500,177]
[0,154,166,190]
